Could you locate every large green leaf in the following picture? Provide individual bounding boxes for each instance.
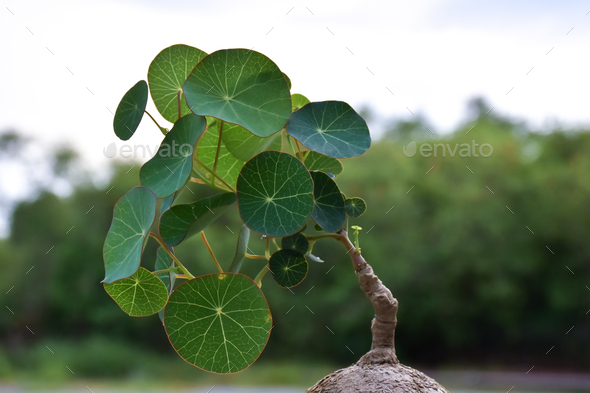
[159,193,237,246]
[140,114,206,198]
[269,249,308,288]
[287,101,371,158]
[103,187,157,284]
[113,80,148,141]
[183,49,292,137]
[345,197,367,218]
[164,273,272,373]
[310,171,346,232]
[228,225,250,273]
[303,151,342,177]
[196,118,244,189]
[281,232,309,255]
[148,44,208,123]
[237,151,314,237]
[222,122,282,162]
[104,267,168,317]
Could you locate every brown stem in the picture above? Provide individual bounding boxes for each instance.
[335,230,399,365]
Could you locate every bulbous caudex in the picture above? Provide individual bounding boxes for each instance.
[306,230,449,393]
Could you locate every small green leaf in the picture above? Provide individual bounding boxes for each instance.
[345,197,367,218]
[291,93,310,112]
[113,80,148,141]
[237,151,314,237]
[310,171,346,232]
[104,267,168,317]
[229,225,250,273]
[184,49,292,137]
[222,122,282,162]
[281,232,309,255]
[164,273,272,373]
[269,249,308,288]
[287,101,371,158]
[140,114,207,198]
[148,44,208,123]
[303,151,342,177]
[160,192,177,213]
[103,187,157,284]
[196,118,244,189]
[159,193,237,246]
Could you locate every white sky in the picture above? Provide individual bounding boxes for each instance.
[1,0,590,234]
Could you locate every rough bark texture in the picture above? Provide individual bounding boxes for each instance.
[306,231,449,393]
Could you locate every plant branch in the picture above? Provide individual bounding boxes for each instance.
[334,229,399,365]
[201,231,223,273]
[246,253,267,259]
[149,233,195,279]
[144,110,167,135]
[254,263,270,287]
[193,157,236,192]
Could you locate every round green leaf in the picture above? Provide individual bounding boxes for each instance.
[222,122,282,162]
[291,93,310,112]
[269,249,308,288]
[104,267,168,317]
[164,273,272,373]
[159,193,237,246]
[103,187,157,284]
[237,151,314,237]
[287,101,371,158]
[148,44,208,123]
[345,197,367,218]
[140,114,207,198]
[196,118,244,189]
[113,80,148,141]
[281,232,309,255]
[303,151,342,177]
[183,49,292,137]
[310,171,346,232]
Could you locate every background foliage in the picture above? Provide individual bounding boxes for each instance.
[1,101,589,380]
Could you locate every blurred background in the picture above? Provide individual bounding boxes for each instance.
[1,0,590,392]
